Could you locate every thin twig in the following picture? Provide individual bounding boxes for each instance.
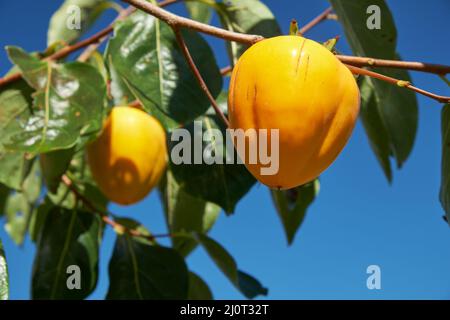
[172,27,230,127]
[220,66,232,76]
[299,7,333,34]
[345,64,450,104]
[61,174,172,241]
[338,55,450,75]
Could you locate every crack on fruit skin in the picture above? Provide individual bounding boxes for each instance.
[295,38,307,76]
[304,55,310,82]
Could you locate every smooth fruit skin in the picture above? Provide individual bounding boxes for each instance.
[228,36,360,189]
[87,107,167,205]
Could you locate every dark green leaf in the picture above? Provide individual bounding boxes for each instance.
[47,0,115,46]
[237,270,268,299]
[5,46,106,154]
[169,93,256,213]
[359,77,392,181]
[188,271,213,300]
[105,11,222,129]
[186,1,212,24]
[217,0,281,64]
[32,206,101,299]
[195,233,267,298]
[271,180,319,245]
[159,170,220,256]
[440,104,450,224]
[329,0,418,171]
[106,235,188,299]
[40,147,75,193]
[0,238,9,300]
[0,184,9,217]
[4,161,41,245]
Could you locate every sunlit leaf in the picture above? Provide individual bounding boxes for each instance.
[5,46,106,154]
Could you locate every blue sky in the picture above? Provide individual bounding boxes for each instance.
[1,0,450,300]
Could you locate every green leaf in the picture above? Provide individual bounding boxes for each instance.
[195,233,267,298]
[359,77,392,181]
[105,11,222,129]
[0,76,35,190]
[0,151,33,191]
[32,206,101,299]
[40,147,75,193]
[440,104,450,224]
[271,179,319,245]
[5,46,106,154]
[159,170,220,256]
[237,270,268,299]
[188,271,213,300]
[4,161,41,245]
[329,0,418,172]
[217,0,281,64]
[186,1,213,24]
[106,235,188,299]
[169,93,256,213]
[0,238,9,300]
[47,0,115,46]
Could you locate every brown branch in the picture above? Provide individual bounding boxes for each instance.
[220,66,232,76]
[172,26,230,127]
[345,64,450,104]
[299,7,333,35]
[122,0,263,44]
[61,174,172,241]
[338,55,450,75]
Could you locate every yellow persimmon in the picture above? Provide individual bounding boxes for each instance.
[228,35,360,189]
[87,106,167,205]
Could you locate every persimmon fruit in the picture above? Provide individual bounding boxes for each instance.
[87,106,167,205]
[228,35,360,189]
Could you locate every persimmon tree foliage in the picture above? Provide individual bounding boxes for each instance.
[0,0,449,300]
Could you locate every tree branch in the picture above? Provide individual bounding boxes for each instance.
[345,64,450,104]
[299,7,333,35]
[338,55,450,75]
[122,0,263,44]
[61,174,171,241]
[172,27,230,127]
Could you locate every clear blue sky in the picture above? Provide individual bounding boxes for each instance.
[1,0,450,300]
